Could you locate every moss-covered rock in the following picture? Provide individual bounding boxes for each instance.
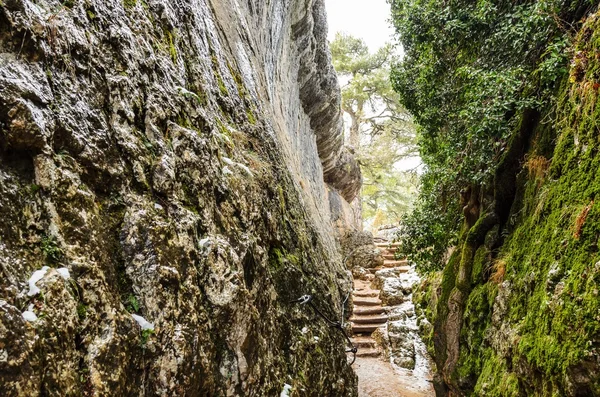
[415,9,600,396]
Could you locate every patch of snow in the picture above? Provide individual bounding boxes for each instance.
[0,349,7,362]
[301,326,308,334]
[280,384,292,397]
[175,86,201,102]
[27,266,49,296]
[236,163,253,176]
[57,267,70,280]
[313,336,320,341]
[223,166,233,176]
[221,157,234,166]
[154,203,163,210]
[22,304,38,322]
[131,314,154,331]
[198,237,211,249]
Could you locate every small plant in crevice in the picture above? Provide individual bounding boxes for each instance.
[29,184,41,194]
[77,302,88,320]
[140,328,154,347]
[40,234,63,264]
[125,294,140,313]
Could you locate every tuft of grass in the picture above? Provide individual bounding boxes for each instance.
[489,259,506,285]
[573,200,594,240]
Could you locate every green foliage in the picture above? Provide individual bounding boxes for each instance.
[397,171,461,272]
[330,33,418,226]
[140,328,154,346]
[41,234,62,264]
[126,294,140,313]
[360,130,419,223]
[413,11,600,394]
[391,0,595,271]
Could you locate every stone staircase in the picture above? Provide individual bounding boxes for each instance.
[349,241,409,358]
[350,279,387,357]
[374,242,410,271]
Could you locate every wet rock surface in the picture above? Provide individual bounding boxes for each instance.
[0,0,359,395]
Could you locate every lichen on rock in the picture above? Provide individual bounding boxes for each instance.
[0,0,360,395]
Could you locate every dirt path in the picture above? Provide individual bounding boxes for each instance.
[354,356,434,397]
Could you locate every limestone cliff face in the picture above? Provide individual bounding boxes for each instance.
[0,0,360,395]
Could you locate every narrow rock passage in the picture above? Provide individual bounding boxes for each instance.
[350,242,434,397]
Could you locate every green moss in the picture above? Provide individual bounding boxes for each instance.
[29,184,40,194]
[474,352,521,397]
[277,185,286,213]
[454,14,600,396]
[63,0,74,8]
[471,246,488,285]
[268,247,301,271]
[86,9,96,19]
[454,284,495,388]
[77,302,88,320]
[217,75,228,97]
[123,0,136,8]
[164,29,177,63]
[246,108,257,125]
[211,55,229,97]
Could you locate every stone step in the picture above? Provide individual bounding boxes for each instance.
[353,306,385,315]
[353,297,382,306]
[382,253,396,260]
[351,337,377,348]
[351,323,381,333]
[368,266,411,275]
[356,348,380,358]
[350,314,388,324]
[375,242,401,248]
[383,260,409,267]
[353,290,380,298]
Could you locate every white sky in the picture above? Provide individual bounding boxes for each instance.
[324,0,396,51]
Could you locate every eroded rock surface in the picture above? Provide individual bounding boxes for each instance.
[340,230,383,270]
[0,0,359,395]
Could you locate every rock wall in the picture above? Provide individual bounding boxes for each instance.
[414,11,600,397]
[0,0,360,395]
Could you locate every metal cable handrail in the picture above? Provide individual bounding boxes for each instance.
[290,294,358,365]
